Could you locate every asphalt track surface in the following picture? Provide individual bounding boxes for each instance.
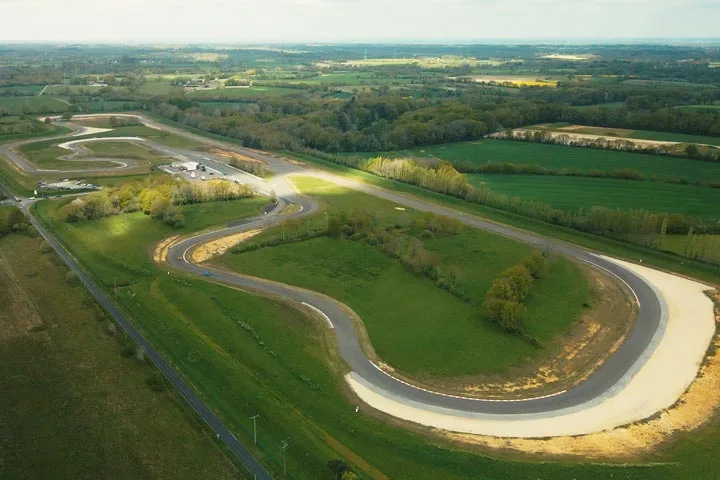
[1,114,665,473]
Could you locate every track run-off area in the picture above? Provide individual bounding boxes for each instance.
[2,114,715,450]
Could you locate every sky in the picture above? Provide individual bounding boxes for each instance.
[0,0,717,43]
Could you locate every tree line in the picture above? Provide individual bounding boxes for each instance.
[58,177,255,227]
[493,129,720,164]
[0,206,30,237]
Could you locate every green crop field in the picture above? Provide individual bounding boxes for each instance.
[31,188,720,479]
[0,232,235,480]
[0,95,69,114]
[467,174,720,219]
[215,176,589,379]
[369,139,720,183]
[0,84,45,95]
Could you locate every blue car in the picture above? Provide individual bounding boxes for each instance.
[202,271,212,277]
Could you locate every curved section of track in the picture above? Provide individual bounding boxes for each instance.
[3,113,695,433]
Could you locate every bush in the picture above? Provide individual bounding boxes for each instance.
[146,372,166,393]
[120,343,136,358]
[64,270,80,286]
[39,240,53,254]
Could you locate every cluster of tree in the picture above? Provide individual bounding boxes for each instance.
[228,158,266,177]
[494,129,720,163]
[328,459,358,480]
[364,157,473,198]
[0,119,57,138]
[448,160,646,181]
[0,206,30,237]
[482,252,549,334]
[682,230,720,264]
[58,177,254,227]
[152,95,553,152]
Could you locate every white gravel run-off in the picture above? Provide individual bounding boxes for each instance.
[347,256,716,437]
[57,136,146,150]
[71,126,114,137]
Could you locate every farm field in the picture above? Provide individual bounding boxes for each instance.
[137,81,178,95]
[366,139,720,183]
[44,84,128,95]
[0,232,235,480]
[0,84,45,95]
[466,174,720,219]
[0,95,69,114]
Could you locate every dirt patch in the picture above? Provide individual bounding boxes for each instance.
[191,229,262,264]
[380,262,637,400]
[502,127,681,149]
[437,290,720,459]
[210,149,267,164]
[152,235,180,264]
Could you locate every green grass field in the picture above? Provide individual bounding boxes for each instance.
[384,139,720,183]
[190,86,299,99]
[0,232,236,480]
[467,174,720,219]
[31,183,720,479]
[215,176,589,378]
[137,81,179,95]
[0,95,69,114]
[85,141,172,165]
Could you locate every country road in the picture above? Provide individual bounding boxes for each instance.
[0,113,712,463]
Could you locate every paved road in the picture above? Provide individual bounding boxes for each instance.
[1,114,664,439]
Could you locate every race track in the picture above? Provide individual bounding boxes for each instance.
[2,113,713,442]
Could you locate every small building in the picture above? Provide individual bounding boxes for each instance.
[182,161,199,171]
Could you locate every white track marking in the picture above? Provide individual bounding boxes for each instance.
[301,302,334,329]
[368,361,568,403]
[579,257,640,305]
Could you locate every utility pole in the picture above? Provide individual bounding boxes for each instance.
[280,440,288,477]
[250,415,259,445]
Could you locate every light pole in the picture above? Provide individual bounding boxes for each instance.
[250,414,259,445]
[280,440,288,477]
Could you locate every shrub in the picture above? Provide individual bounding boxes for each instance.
[64,270,80,286]
[39,240,53,254]
[146,372,166,393]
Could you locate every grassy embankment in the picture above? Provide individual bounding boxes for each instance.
[0,228,236,480]
[30,180,720,479]
[214,176,589,379]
